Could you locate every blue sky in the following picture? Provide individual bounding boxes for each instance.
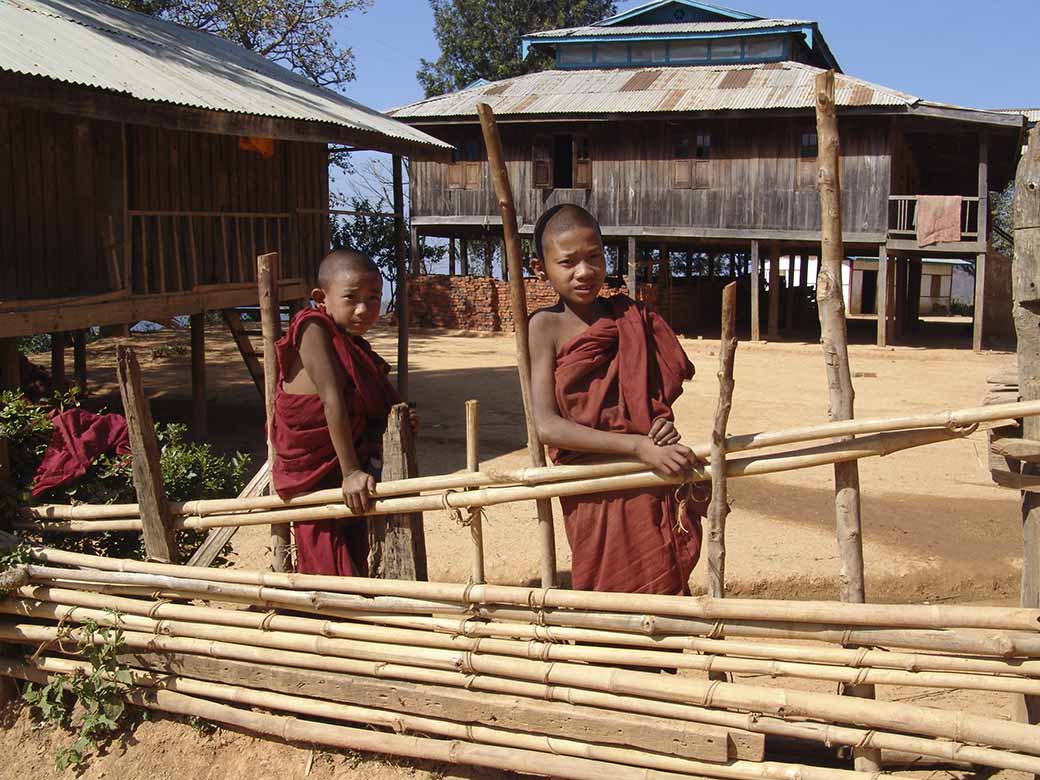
[332,0,1037,201]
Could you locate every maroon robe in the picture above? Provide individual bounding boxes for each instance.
[550,295,704,594]
[270,307,399,576]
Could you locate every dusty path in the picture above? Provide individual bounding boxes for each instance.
[52,321,1022,601]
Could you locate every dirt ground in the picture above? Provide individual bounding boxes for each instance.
[2,319,1030,779]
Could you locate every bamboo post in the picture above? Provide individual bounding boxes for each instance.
[190,312,206,440]
[707,283,737,598]
[258,252,291,573]
[368,403,427,580]
[466,399,486,584]
[1013,125,1040,737]
[393,155,409,400]
[816,69,879,774]
[477,103,557,587]
[115,345,177,563]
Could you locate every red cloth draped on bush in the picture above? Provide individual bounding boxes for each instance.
[31,408,130,497]
[270,307,399,576]
[549,295,704,594]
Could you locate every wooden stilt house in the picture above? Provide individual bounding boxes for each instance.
[0,0,449,422]
[389,0,1024,350]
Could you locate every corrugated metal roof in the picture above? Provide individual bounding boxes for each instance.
[525,19,812,39]
[992,108,1040,122]
[0,0,451,152]
[389,62,917,120]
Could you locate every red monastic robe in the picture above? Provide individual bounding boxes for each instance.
[271,307,399,576]
[550,295,704,594]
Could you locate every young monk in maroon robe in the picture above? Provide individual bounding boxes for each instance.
[529,205,705,595]
[271,250,414,576]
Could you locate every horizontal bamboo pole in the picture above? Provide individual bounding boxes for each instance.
[5,623,1038,773]
[28,400,1035,521]
[11,592,1040,698]
[18,656,891,780]
[22,556,1040,633]
[13,592,1040,701]
[4,621,1039,756]
[20,584,1040,679]
[17,428,972,533]
[0,661,721,780]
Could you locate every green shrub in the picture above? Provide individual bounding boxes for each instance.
[0,390,250,562]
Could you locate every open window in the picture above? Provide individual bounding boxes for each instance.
[447,136,484,191]
[672,129,712,189]
[533,134,591,190]
[796,129,818,192]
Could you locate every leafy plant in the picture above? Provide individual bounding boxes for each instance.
[23,613,135,770]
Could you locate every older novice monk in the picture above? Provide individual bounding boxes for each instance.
[271,250,413,576]
[528,205,705,595]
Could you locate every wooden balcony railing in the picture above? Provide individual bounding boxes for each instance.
[887,196,980,242]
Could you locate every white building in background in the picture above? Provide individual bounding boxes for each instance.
[847,257,973,316]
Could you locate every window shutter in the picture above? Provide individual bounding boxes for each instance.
[464,162,482,190]
[447,163,464,190]
[573,135,591,189]
[693,160,712,190]
[532,136,552,189]
[796,159,817,192]
[673,159,692,188]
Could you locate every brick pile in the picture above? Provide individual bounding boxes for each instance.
[405,274,654,332]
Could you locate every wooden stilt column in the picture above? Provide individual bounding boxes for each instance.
[627,236,637,300]
[767,244,780,339]
[393,156,409,401]
[73,331,87,395]
[448,238,456,276]
[460,239,469,276]
[895,257,908,340]
[975,131,990,353]
[876,245,890,348]
[484,238,494,278]
[190,312,206,440]
[50,333,65,388]
[1012,125,1039,736]
[409,226,420,277]
[750,240,761,342]
[908,258,923,336]
[500,239,508,282]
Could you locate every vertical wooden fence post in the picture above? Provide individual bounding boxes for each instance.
[815,70,880,774]
[368,403,427,580]
[478,103,558,588]
[1013,125,1040,738]
[466,399,485,584]
[190,312,206,440]
[115,345,177,563]
[258,252,291,573]
[707,282,737,599]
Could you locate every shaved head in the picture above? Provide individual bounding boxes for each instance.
[533,204,603,260]
[317,249,380,290]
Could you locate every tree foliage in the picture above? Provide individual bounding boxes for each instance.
[417,0,616,98]
[109,0,371,89]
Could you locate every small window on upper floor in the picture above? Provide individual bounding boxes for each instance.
[630,42,666,64]
[447,136,484,191]
[596,43,628,64]
[669,40,708,63]
[672,129,713,190]
[800,131,819,159]
[711,40,743,61]
[746,36,784,59]
[559,44,595,66]
[533,133,591,190]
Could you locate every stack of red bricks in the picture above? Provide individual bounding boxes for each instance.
[406,275,646,332]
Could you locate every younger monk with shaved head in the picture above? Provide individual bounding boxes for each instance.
[271,250,413,576]
[529,205,705,595]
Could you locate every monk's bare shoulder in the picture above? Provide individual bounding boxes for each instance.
[529,304,566,357]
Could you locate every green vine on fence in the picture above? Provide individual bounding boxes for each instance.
[22,611,136,771]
